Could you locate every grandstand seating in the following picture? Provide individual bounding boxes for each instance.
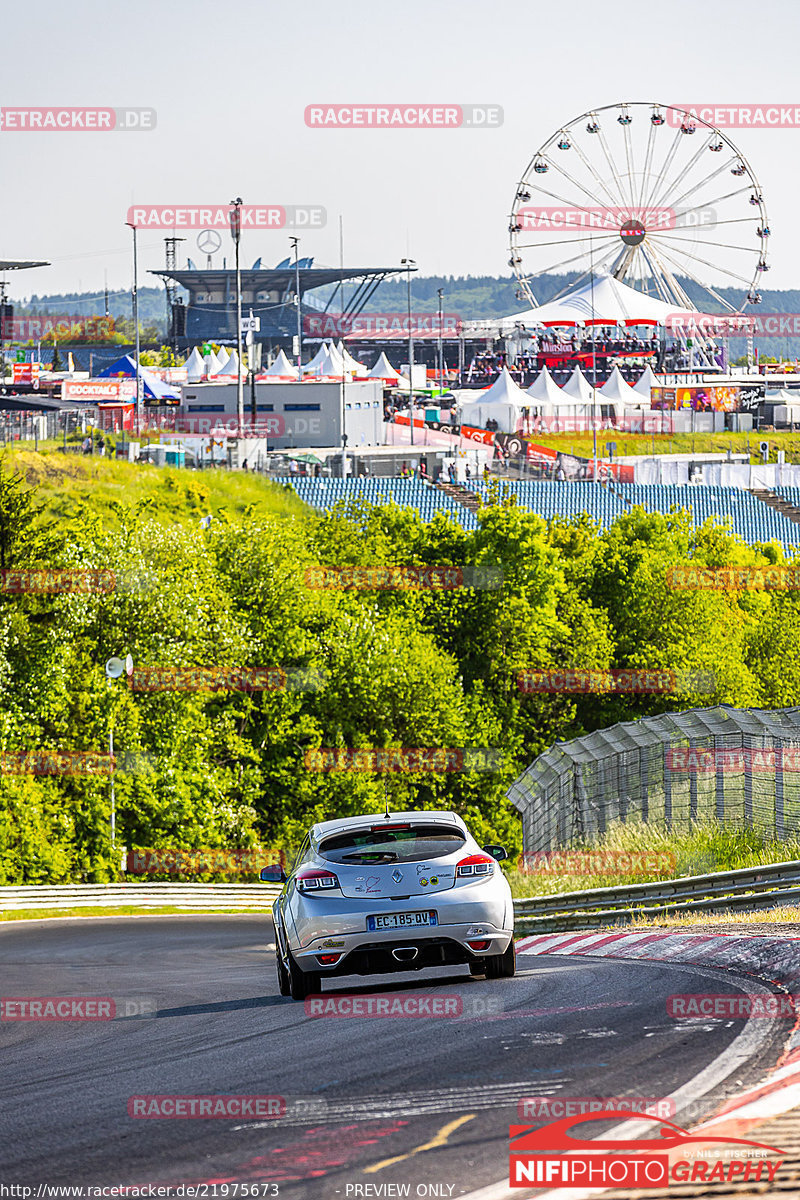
[276,476,479,530]
[278,477,800,551]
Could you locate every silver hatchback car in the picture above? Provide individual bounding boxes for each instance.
[261,810,515,1000]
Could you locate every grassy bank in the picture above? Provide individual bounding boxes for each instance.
[507,819,800,899]
[3,447,307,530]
[521,430,800,463]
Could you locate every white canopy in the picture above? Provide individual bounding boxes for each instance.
[367,352,400,380]
[185,347,206,383]
[203,348,223,376]
[526,366,569,405]
[632,365,660,400]
[560,367,597,403]
[458,366,528,433]
[489,271,698,331]
[263,350,299,379]
[601,365,644,404]
[335,340,366,374]
[215,349,241,377]
[213,348,233,374]
[303,341,345,377]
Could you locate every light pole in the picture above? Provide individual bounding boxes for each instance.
[589,236,598,482]
[229,198,244,437]
[104,654,133,862]
[401,258,416,447]
[125,222,142,432]
[437,287,444,396]
[290,236,302,380]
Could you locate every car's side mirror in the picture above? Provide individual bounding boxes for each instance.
[260,864,287,883]
[482,844,508,862]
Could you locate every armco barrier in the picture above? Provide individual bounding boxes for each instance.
[514,858,800,933]
[3,859,800,922]
[0,883,281,911]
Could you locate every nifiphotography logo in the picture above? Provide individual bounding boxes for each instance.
[509,1112,784,1188]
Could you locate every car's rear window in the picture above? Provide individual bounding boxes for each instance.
[318,824,465,864]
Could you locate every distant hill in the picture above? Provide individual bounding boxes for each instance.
[12,275,800,335]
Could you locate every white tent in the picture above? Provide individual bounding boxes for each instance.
[600,365,644,405]
[213,348,233,374]
[335,340,366,375]
[367,352,400,381]
[526,366,569,405]
[185,347,206,383]
[560,367,597,403]
[632,365,660,401]
[215,349,241,377]
[479,271,698,333]
[203,348,223,376]
[263,349,298,379]
[458,366,529,433]
[303,341,345,377]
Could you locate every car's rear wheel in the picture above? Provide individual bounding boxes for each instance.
[485,938,516,979]
[276,945,291,996]
[288,950,322,1001]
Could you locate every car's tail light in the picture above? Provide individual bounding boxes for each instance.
[316,953,342,965]
[296,868,340,892]
[456,854,495,879]
[467,939,491,951]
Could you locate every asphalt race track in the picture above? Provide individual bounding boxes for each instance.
[0,916,790,1198]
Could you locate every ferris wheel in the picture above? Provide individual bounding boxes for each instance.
[508,102,769,317]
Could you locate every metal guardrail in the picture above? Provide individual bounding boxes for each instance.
[0,883,281,911]
[513,858,800,933]
[3,861,800,928]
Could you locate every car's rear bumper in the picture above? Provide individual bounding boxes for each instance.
[290,920,513,976]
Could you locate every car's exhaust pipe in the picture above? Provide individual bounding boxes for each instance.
[391,946,419,963]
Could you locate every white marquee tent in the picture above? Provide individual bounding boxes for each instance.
[458,366,529,432]
[367,352,400,381]
[262,350,298,379]
[601,365,647,405]
[526,366,571,405]
[335,340,366,375]
[560,366,597,403]
[185,347,206,383]
[303,341,345,377]
[488,271,698,332]
[632,364,660,401]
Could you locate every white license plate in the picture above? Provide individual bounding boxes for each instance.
[367,911,437,931]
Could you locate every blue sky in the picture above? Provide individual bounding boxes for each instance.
[3,0,799,303]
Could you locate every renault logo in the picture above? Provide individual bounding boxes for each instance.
[392,869,403,883]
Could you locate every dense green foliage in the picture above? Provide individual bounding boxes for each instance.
[1,455,799,883]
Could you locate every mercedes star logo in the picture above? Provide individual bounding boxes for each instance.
[197,229,222,254]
